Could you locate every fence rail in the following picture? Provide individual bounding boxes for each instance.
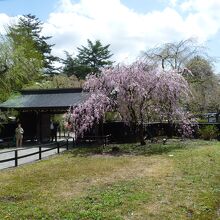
[0,138,73,168]
[76,134,111,146]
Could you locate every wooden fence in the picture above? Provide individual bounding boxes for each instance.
[0,138,73,168]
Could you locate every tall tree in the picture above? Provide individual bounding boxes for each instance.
[186,56,214,81]
[62,51,90,79]
[143,38,204,74]
[0,30,43,102]
[66,62,194,145]
[63,39,113,79]
[186,56,219,113]
[7,14,59,75]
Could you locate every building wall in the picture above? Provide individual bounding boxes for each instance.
[20,112,38,141]
[20,112,51,143]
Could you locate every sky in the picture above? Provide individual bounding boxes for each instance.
[1,0,220,72]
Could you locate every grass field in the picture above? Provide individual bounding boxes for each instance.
[0,139,219,219]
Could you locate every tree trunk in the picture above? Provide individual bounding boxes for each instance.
[130,122,138,142]
[167,122,173,138]
[139,123,146,145]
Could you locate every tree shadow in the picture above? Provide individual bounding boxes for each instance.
[68,143,105,157]
[68,139,193,157]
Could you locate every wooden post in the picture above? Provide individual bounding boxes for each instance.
[39,146,42,160]
[57,142,60,154]
[104,136,107,146]
[72,137,75,148]
[39,112,42,143]
[15,150,18,167]
[66,139,69,150]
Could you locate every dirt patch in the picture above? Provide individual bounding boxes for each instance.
[56,156,174,200]
[0,194,31,202]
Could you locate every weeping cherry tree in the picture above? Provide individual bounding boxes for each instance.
[66,62,195,145]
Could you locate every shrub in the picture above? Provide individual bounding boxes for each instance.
[199,125,219,140]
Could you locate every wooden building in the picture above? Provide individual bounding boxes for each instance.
[0,88,87,142]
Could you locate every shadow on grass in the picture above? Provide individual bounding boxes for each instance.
[68,139,196,157]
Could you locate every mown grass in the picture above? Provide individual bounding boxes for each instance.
[0,139,219,219]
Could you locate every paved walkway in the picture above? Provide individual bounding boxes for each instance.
[0,144,66,170]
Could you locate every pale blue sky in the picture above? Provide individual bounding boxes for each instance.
[0,0,57,20]
[0,0,220,72]
[0,0,166,19]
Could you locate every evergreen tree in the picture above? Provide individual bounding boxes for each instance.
[62,51,91,79]
[63,39,113,79]
[8,14,59,75]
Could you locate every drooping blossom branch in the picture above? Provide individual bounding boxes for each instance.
[66,61,196,144]
[65,92,112,136]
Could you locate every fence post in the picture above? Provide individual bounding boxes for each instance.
[104,136,106,147]
[57,142,60,154]
[39,146,42,160]
[15,150,18,167]
[72,137,75,148]
[66,139,69,150]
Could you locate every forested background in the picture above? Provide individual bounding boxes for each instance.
[0,14,220,116]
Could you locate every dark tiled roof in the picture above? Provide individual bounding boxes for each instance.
[0,88,88,110]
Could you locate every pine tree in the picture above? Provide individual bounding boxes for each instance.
[8,14,59,75]
[63,39,113,79]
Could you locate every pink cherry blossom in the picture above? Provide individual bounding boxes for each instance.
[66,61,196,144]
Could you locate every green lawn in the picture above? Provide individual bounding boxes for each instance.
[0,139,220,220]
